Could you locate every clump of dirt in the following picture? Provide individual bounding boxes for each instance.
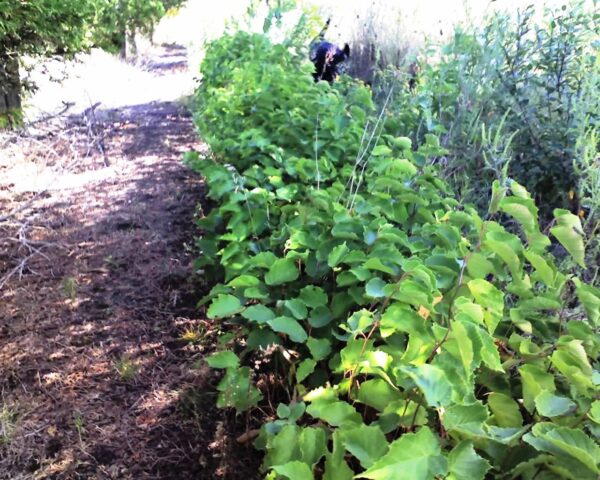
[0,44,261,479]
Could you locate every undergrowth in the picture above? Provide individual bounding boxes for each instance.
[186,7,600,480]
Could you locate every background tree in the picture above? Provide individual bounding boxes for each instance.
[0,0,97,126]
[92,0,187,58]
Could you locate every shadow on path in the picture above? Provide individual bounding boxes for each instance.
[0,46,261,480]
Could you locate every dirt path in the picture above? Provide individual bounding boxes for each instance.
[0,45,259,479]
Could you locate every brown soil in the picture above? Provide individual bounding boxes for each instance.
[0,45,260,479]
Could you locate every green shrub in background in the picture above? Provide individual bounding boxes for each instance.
[188,11,600,479]
[0,0,97,125]
[91,0,186,57]
[380,1,599,225]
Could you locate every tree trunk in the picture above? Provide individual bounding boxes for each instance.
[120,30,138,59]
[0,53,22,127]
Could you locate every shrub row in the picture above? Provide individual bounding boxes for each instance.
[187,23,600,480]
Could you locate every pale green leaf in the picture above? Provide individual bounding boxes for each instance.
[306,337,331,361]
[356,427,447,479]
[365,277,387,298]
[299,427,327,466]
[340,424,388,468]
[534,391,577,417]
[357,379,401,412]
[323,430,354,480]
[268,316,308,343]
[519,364,556,413]
[328,242,350,268]
[447,440,490,480]
[306,399,361,427]
[296,359,316,383]
[242,304,276,323]
[206,351,239,369]
[468,279,504,334]
[399,364,453,407]
[271,461,314,480]
[524,423,600,474]
[488,392,522,427]
[550,209,585,268]
[265,258,300,285]
[207,294,244,319]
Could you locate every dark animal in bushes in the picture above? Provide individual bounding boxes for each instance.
[408,61,421,91]
[310,41,350,82]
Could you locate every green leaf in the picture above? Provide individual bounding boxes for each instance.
[296,359,316,383]
[467,279,504,334]
[308,306,333,328]
[399,364,453,407]
[216,366,262,411]
[442,402,488,437]
[227,274,260,288]
[299,427,327,466]
[573,278,600,327]
[488,180,507,214]
[447,441,490,480]
[551,340,594,396]
[550,209,585,267]
[357,379,401,412]
[265,258,300,285]
[534,391,577,417]
[499,196,538,234]
[450,320,474,375]
[488,392,522,427]
[307,337,331,361]
[271,461,314,480]
[588,400,600,424]
[323,430,354,480]
[328,242,349,268]
[206,351,239,369]
[519,364,556,412]
[484,231,523,281]
[365,277,387,298]
[285,299,308,320]
[268,316,308,343]
[306,399,361,427]
[242,304,276,323]
[466,252,496,279]
[524,250,555,286]
[364,257,396,275]
[357,427,447,479]
[299,286,328,308]
[524,423,600,474]
[207,294,244,319]
[340,424,388,469]
[277,403,291,418]
[371,145,392,156]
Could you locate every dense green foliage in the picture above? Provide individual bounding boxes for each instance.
[0,0,97,125]
[0,0,97,56]
[379,2,599,223]
[91,0,184,54]
[188,20,600,480]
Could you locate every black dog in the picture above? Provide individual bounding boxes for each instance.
[310,41,350,83]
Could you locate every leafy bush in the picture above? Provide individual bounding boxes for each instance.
[0,0,97,125]
[380,1,600,224]
[189,20,600,479]
[91,0,186,56]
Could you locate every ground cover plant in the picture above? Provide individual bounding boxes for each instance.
[188,8,600,479]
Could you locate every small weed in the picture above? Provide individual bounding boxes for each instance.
[114,356,139,381]
[180,326,205,344]
[0,404,17,445]
[62,277,78,300]
[73,410,85,436]
[103,255,122,270]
